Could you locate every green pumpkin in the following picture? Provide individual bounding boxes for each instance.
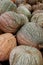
[31,13,43,28]
[0,0,17,14]
[17,5,31,19]
[17,22,43,49]
[0,11,28,33]
[9,45,43,65]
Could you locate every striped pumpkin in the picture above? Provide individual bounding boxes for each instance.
[0,0,17,14]
[9,45,43,65]
[17,22,43,49]
[17,5,31,18]
[31,13,43,28]
[0,11,28,33]
[0,33,17,61]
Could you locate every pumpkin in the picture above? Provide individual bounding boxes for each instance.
[19,4,32,11]
[12,0,26,6]
[9,45,43,65]
[17,5,31,18]
[32,2,43,11]
[0,0,17,14]
[17,22,43,49]
[0,11,28,33]
[31,13,43,28]
[32,10,43,15]
[0,33,17,61]
[26,0,38,5]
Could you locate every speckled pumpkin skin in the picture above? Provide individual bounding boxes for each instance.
[27,0,38,5]
[17,5,31,18]
[32,2,43,11]
[0,11,28,33]
[13,0,26,6]
[0,0,17,14]
[19,4,32,11]
[9,45,43,65]
[17,22,43,49]
[0,33,17,61]
[32,10,43,15]
[31,13,43,28]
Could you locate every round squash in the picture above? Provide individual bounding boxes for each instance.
[17,5,31,18]
[31,13,43,28]
[9,45,43,65]
[0,11,28,33]
[32,2,43,11]
[0,0,17,14]
[19,4,32,11]
[17,22,43,49]
[32,10,43,15]
[12,0,26,6]
[27,0,38,5]
[0,33,17,61]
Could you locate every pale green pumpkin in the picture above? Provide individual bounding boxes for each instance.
[17,22,43,49]
[17,5,31,19]
[0,0,17,14]
[9,45,43,65]
[0,11,28,33]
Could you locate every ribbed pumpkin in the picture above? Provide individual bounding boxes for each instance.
[27,0,38,5]
[0,0,17,14]
[32,2,43,11]
[17,22,43,49]
[9,45,43,65]
[19,4,32,11]
[12,0,26,6]
[32,10,43,15]
[0,33,17,61]
[31,13,43,28]
[0,11,28,33]
[17,5,31,18]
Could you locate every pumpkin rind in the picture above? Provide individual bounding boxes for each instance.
[27,0,38,5]
[32,10,43,15]
[32,2,43,11]
[31,13,43,28]
[13,0,26,6]
[17,5,31,18]
[0,11,28,33]
[0,0,17,14]
[9,45,43,65]
[19,4,32,11]
[17,22,43,49]
[0,33,17,61]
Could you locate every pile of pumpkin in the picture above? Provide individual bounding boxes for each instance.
[0,0,43,65]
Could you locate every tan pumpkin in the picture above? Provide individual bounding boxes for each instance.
[17,22,43,49]
[0,0,17,14]
[31,13,43,28]
[17,5,31,18]
[26,0,38,5]
[9,45,43,65]
[0,33,17,61]
[32,2,43,11]
[0,11,28,33]
[32,10,43,15]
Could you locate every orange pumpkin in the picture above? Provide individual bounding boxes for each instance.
[0,33,17,61]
